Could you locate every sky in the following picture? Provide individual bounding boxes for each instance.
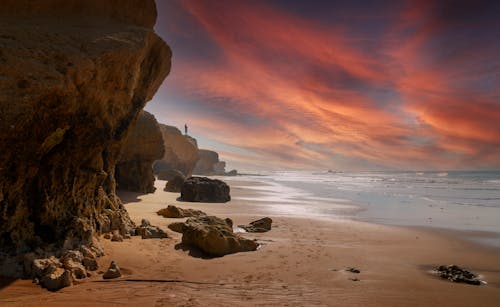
[146,0,500,171]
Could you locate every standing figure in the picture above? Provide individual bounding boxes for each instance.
[184,123,188,135]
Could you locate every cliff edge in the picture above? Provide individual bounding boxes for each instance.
[0,0,171,275]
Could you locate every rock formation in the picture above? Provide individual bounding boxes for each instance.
[238,217,273,233]
[193,149,237,176]
[0,0,171,280]
[180,177,231,203]
[135,219,168,239]
[153,124,199,177]
[176,216,259,256]
[157,205,206,218]
[157,169,185,181]
[116,110,164,193]
[103,261,121,279]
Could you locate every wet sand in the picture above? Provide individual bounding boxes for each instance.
[1,179,499,306]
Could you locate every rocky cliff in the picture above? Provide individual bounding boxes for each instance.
[193,149,220,175]
[154,124,199,177]
[0,0,171,274]
[116,111,164,193]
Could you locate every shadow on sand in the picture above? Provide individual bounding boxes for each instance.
[0,277,17,291]
[174,243,218,260]
[116,190,145,205]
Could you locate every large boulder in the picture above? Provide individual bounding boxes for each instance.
[179,216,258,256]
[116,111,164,193]
[153,124,199,177]
[180,177,231,203]
[0,0,171,277]
[157,205,206,218]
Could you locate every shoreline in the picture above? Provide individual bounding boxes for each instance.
[1,178,499,306]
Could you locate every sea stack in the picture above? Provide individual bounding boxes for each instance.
[0,0,171,277]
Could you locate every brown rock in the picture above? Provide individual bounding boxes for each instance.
[111,230,123,242]
[63,258,87,279]
[116,110,164,193]
[238,217,273,233]
[180,177,231,203]
[180,216,258,256]
[153,125,199,177]
[0,0,171,276]
[168,222,186,233]
[164,175,186,193]
[157,169,185,181]
[157,205,206,218]
[136,219,168,239]
[103,261,121,279]
[40,267,73,291]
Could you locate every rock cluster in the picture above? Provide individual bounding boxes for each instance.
[157,205,206,218]
[153,124,199,177]
[135,219,168,239]
[164,174,186,192]
[0,0,171,277]
[116,111,164,193]
[25,244,103,291]
[173,216,258,256]
[238,217,273,233]
[180,177,231,203]
[435,265,482,285]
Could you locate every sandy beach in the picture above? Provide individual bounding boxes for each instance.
[1,178,499,306]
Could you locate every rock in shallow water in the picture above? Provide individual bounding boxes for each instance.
[435,264,483,285]
[180,177,231,203]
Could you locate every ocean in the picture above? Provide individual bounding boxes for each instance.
[227,170,500,246]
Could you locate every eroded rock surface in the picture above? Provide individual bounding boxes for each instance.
[435,265,482,285]
[157,205,206,218]
[180,177,231,203]
[153,124,199,177]
[116,110,164,193]
[179,216,258,257]
[103,260,121,279]
[0,0,171,278]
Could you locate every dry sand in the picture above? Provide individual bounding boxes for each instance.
[1,179,499,306]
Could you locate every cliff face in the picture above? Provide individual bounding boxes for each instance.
[0,0,171,260]
[116,111,164,193]
[154,124,199,177]
[193,150,220,175]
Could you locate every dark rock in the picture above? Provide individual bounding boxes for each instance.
[157,205,206,218]
[226,170,238,176]
[180,177,231,203]
[157,169,185,181]
[0,0,171,277]
[136,219,168,239]
[164,175,186,192]
[178,216,258,256]
[435,264,482,285]
[103,261,121,279]
[346,267,361,274]
[238,217,272,233]
[116,111,164,193]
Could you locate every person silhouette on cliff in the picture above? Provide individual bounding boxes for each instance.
[184,123,188,135]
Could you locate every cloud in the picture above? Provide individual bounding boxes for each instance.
[150,0,500,170]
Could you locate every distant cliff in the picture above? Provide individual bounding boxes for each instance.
[116,111,164,193]
[194,149,236,176]
[0,0,171,271]
[154,124,199,177]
